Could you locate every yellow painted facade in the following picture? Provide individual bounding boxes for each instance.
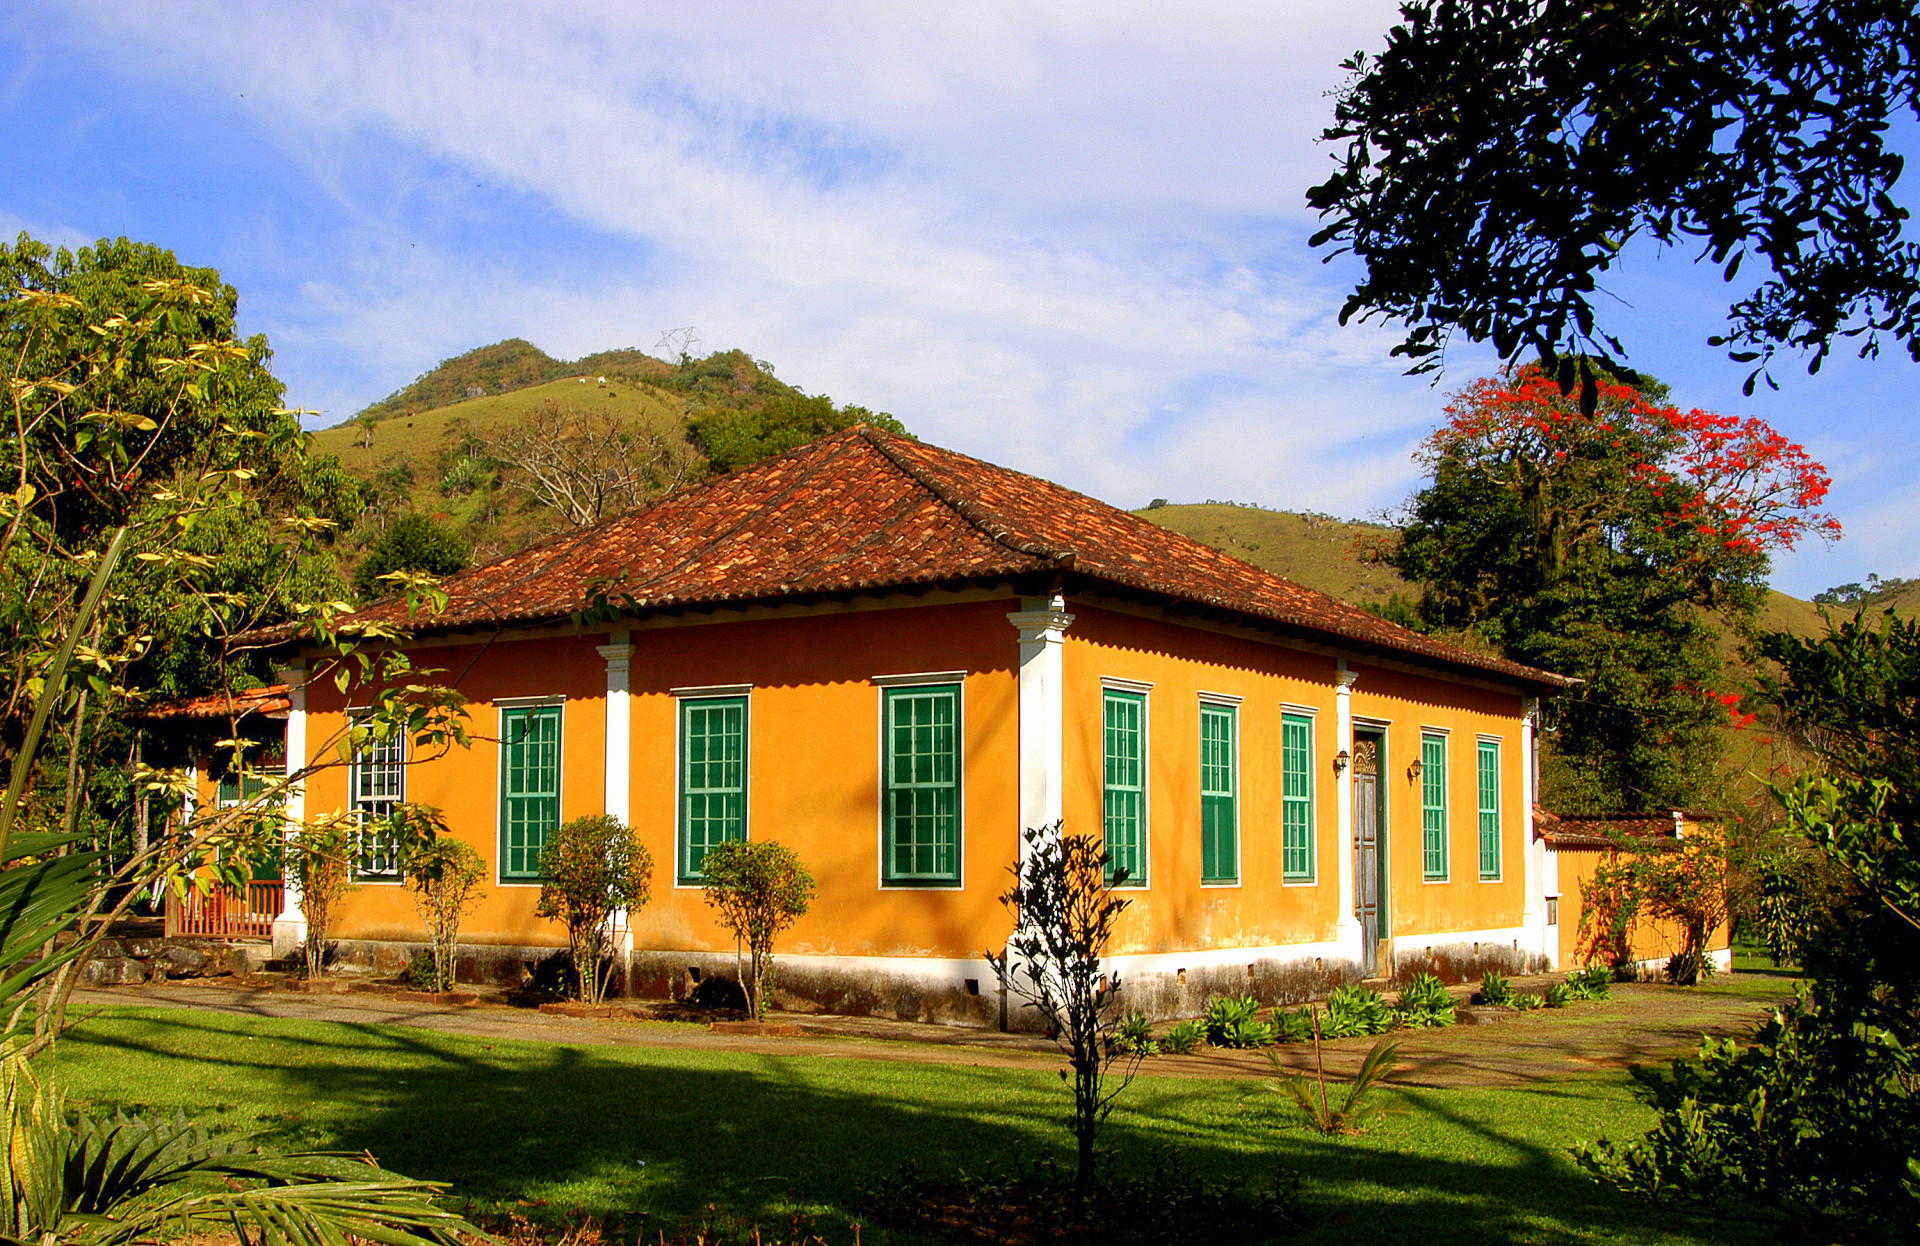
[274,589,1544,991]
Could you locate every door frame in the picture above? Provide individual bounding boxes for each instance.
[1353,724,1390,974]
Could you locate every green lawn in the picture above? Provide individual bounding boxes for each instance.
[54,1007,1772,1245]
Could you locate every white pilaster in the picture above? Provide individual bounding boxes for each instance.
[1007,595,1076,840]
[1520,696,1546,966]
[597,633,637,960]
[1334,663,1360,959]
[272,664,309,957]
[598,633,635,824]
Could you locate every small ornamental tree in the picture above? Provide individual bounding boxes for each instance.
[988,823,1141,1193]
[1637,823,1735,985]
[699,840,815,1018]
[1576,851,1643,976]
[535,815,653,1004]
[284,813,358,980]
[397,807,485,993]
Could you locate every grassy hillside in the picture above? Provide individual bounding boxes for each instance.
[348,339,681,425]
[1128,504,1404,605]
[312,375,688,465]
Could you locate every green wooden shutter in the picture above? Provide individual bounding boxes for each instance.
[499,704,562,879]
[884,685,960,884]
[1200,703,1237,883]
[1102,690,1145,886]
[1281,713,1314,882]
[679,696,747,880]
[1478,739,1501,879]
[1422,733,1448,880]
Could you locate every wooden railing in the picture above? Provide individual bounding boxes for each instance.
[166,881,283,941]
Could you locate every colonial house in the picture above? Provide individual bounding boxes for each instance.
[240,425,1577,1024]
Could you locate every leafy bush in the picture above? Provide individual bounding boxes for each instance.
[1477,969,1516,1006]
[1322,985,1393,1038]
[1577,990,1920,1242]
[862,1153,1301,1246]
[1543,981,1573,1008]
[1271,1007,1315,1045]
[1565,963,1613,1000]
[397,811,485,993]
[1512,990,1544,1011]
[1392,972,1456,1027]
[1159,1020,1205,1055]
[1203,993,1262,1045]
[353,512,471,599]
[1222,1018,1277,1049]
[403,951,439,991]
[700,839,816,1018]
[1110,1011,1158,1057]
[535,815,653,1004]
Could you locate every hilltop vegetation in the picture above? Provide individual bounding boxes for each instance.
[349,338,679,424]
[314,343,903,574]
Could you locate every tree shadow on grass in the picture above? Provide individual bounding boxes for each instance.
[59,1009,1775,1246]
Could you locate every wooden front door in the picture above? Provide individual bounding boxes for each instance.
[1352,732,1386,975]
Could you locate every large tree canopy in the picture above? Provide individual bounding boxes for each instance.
[1392,366,1834,809]
[1309,0,1920,402]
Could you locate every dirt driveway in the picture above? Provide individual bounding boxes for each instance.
[69,969,1798,1090]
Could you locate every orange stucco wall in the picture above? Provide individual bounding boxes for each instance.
[1344,656,1531,943]
[303,597,1022,960]
[292,590,1536,969]
[1062,604,1530,957]
[1554,846,1732,969]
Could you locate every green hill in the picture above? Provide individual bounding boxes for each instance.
[347,339,681,425]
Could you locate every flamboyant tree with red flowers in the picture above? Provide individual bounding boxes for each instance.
[1392,365,1836,811]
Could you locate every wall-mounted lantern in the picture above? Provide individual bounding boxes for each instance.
[1407,757,1424,782]
[1333,749,1350,775]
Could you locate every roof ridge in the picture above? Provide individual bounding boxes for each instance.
[853,425,1074,567]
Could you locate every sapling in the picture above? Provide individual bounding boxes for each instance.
[699,839,816,1018]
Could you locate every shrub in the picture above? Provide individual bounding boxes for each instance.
[1110,1011,1158,1057]
[1543,981,1573,1008]
[403,950,439,991]
[534,815,653,1004]
[1204,993,1262,1046]
[1322,985,1393,1038]
[353,511,471,599]
[1565,963,1613,1000]
[1159,1020,1206,1055]
[699,840,816,1019]
[1271,1007,1315,1045]
[283,813,357,981]
[1512,990,1545,1011]
[1577,990,1920,1241]
[1392,972,1456,1027]
[1477,969,1516,1006]
[397,809,484,993]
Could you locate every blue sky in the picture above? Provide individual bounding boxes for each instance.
[4,1,1914,599]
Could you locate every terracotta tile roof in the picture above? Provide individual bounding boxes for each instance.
[132,684,291,722]
[1534,807,1719,848]
[299,427,1572,689]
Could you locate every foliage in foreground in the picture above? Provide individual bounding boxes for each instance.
[1577,989,1919,1243]
[861,1154,1302,1246]
[989,823,1139,1192]
[1267,1030,1402,1136]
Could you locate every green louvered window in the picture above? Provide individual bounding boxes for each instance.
[884,684,960,884]
[679,696,748,881]
[499,704,562,880]
[1281,713,1315,883]
[1200,702,1238,884]
[1102,690,1146,887]
[1478,739,1502,880]
[1422,732,1448,881]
